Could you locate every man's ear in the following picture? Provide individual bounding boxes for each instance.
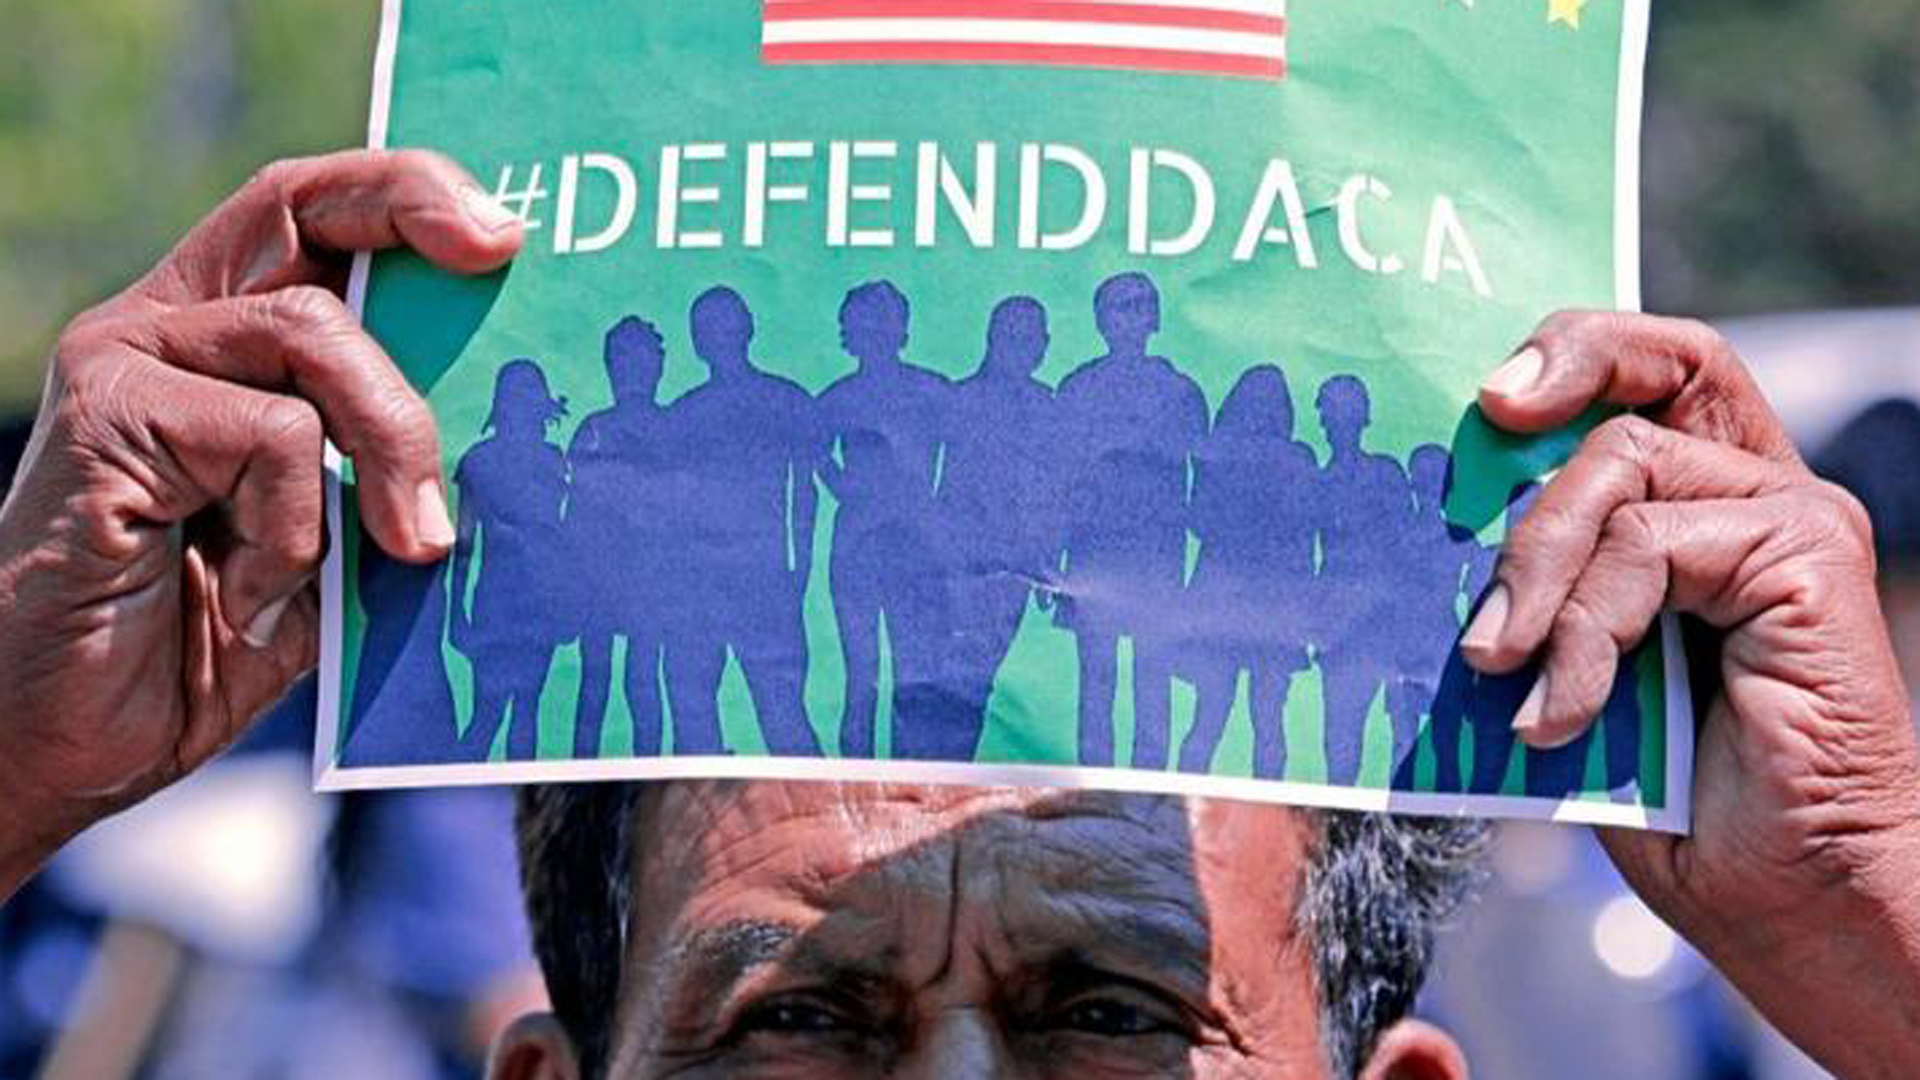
[487,1012,585,1080]
[1354,1018,1469,1080]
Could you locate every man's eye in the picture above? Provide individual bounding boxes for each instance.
[1054,995,1183,1037]
[737,997,858,1035]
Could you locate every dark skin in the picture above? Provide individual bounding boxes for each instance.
[1,151,1917,1076]
[486,782,1464,1080]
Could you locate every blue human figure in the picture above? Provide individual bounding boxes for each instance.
[1054,272,1210,770]
[1462,482,1543,795]
[1313,375,1415,786]
[1387,445,1486,791]
[566,317,671,760]
[448,360,570,762]
[343,534,459,765]
[1176,366,1318,779]
[928,296,1063,761]
[656,286,824,757]
[817,281,953,758]
[1604,645,1646,799]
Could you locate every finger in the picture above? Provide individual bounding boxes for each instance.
[1478,311,1804,466]
[137,286,451,562]
[181,561,321,768]
[1500,490,1870,749]
[126,361,327,638]
[1508,503,1671,748]
[1463,414,1801,674]
[137,149,523,305]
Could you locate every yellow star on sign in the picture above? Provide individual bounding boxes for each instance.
[1548,0,1587,28]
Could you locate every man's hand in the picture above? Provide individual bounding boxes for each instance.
[0,150,523,900]
[1465,312,1920,1079]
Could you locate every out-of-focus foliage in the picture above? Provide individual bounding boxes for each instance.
[0,0,1915,413]
[0,0,377,412]
[1644,1,1920,315]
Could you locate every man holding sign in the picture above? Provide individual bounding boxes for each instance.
[5,0,1920,1074]
[1,149,1917,1078]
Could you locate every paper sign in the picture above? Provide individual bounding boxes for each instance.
[318,0,1690,830]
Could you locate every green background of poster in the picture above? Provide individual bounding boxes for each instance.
[330,0,1668,810]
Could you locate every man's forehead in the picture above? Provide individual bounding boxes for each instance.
[629,780,1311,911]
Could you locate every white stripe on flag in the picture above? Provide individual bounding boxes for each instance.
[762,18,1287,60]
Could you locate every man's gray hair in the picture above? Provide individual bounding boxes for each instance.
[1297,810,1489,1077]
[515,784,1488,1079]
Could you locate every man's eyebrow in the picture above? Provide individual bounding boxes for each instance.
[662,919,799,994]
[1027,906,1219,1001]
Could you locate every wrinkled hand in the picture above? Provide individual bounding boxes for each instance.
[0,150,522,898]
[1466,312,1920,1078]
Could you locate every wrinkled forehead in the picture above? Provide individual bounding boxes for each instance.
[628,780,1310,935]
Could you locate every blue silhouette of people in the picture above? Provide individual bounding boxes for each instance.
[448,359,570,762]
[1387,445,1486,791]
[343,533,460,765]
[1602,647,1646,799]
[817,281,954,758]
[1460,483,1542,795]
[565,317,671,760]
[1054,272,1210,769]
[928,296,1064,760]
[1177,366,1318,779]
[656,286,825,757]
[1312,375,1415,786]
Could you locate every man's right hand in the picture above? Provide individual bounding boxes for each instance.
[0,150,523,900]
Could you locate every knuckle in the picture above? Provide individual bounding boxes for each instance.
[50,331,108,389]
[259,284,348,337]
[1590,413,1661,464]
[1815,479,1874,539]
[1549,661,1613,727]
[49,342,142,443]
[278,518,325,569]
[243,540,316,590]
[1535,308,1594,344]
[1804,481,1877,562]
[1503,501,1586,569]
[387,148,465,206]
[244,158,304,201]
[254,396,324,452]
[1605,503,1665,557]
[390,147,454,177]
[1671,315,1730,358]
[1553,592,1613,645]
[1553,309,1623,355]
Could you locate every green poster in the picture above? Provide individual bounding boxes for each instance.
[317,0,1690,830]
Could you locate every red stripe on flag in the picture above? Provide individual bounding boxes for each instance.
[762,40,1286,79]
[763,2,1286,36]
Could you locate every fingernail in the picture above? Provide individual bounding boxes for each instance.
[1511,673,1549,740]
[416,479,455,551]
[1461,585,1511,659]
[1482,346,1545,400]
[242,595,293,650]
[460,186,521,234]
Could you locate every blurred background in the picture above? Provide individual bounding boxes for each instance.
[1,1,1917,1077]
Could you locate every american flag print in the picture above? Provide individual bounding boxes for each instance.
[760,0,1289,81]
